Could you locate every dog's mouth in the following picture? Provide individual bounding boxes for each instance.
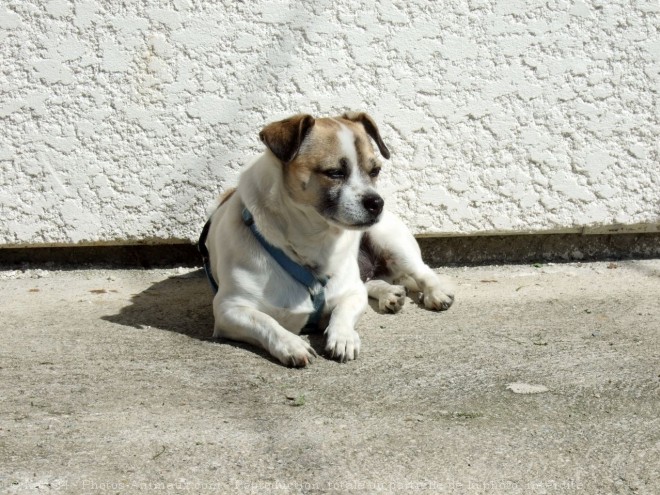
[327,214,382,230]
[317,189,384,230]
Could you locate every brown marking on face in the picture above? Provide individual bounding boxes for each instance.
[258,113,388,225]
[283,119,339,206]
[351,133,381,179]
[282,118,382,208]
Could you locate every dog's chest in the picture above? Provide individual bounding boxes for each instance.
[260,252,360,333]
[263,279,318,333]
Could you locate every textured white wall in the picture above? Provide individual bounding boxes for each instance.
[1,0,658,247]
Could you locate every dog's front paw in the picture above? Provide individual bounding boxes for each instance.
[421,276,455,311]
[378,285,406,313]
[324,325,361,363]
[269,333,317,368]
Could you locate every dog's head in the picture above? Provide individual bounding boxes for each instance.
[259,112,390,229]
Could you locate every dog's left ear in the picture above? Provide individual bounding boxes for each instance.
[259,114,316,164]
[341,111,390,159]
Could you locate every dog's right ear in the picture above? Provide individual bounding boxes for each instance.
[341,111,390,159]
[259,114,315,164]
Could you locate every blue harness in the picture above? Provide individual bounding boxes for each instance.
[198,207,329,331]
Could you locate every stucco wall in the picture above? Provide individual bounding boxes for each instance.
[1,0,658,247]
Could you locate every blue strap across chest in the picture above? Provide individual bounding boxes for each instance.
[241,208,329,330]
[198,208,329,330]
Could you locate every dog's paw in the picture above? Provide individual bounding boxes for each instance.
[324,325,361,363]
[378,285,407,313]
[421,276,455,311]
[270,333,317,368]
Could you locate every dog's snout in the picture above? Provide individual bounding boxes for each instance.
[362,194,384,216]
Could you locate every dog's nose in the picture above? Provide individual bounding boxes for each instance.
[362,194,384,216]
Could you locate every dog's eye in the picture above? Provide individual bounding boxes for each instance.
[369,168,381,178]
[323,169,346,180]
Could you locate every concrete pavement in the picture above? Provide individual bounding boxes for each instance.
[1,260,659,494]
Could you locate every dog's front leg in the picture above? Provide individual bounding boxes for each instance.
[214,302,317,367]
[324,288,367,362]
[368,211,455,311]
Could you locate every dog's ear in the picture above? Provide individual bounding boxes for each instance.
[259,114,316,164]
[341,111,390,159]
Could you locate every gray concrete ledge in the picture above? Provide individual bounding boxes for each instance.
[418,232,660,265]
[1,232,659,268]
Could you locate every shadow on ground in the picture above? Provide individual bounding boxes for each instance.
[101,269,318,365]
[102,270,216,340]
[101,269,421,365]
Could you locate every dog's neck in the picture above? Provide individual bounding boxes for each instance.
[238,154,359,275]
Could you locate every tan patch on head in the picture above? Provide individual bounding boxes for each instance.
[282,117,382,209]
[283,119,343,206]
[297,118,378,169]
[349,128,380,175]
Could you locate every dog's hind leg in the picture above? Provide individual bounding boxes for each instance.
[366,211,454,311]
[364,279,407,313]
[213,300,317,367]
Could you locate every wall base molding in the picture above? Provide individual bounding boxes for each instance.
[1,233,658,268]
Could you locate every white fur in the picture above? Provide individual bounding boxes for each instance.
[364,211,455,311]
[330,122,381,227]
[205,120,454,367]
[335,121,359,165]
[207,151,366,365]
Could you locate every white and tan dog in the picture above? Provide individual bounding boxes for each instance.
[201,112,454,366]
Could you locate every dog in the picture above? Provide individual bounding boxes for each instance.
[200,112,454,367]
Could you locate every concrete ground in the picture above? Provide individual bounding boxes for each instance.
[1,260,658,494]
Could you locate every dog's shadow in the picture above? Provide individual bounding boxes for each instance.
[102,270,216,340]
[101,270,327,364]
[102,270,437,366]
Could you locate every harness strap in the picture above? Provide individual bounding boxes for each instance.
[197,207,329,330]
[241,208,329,330]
